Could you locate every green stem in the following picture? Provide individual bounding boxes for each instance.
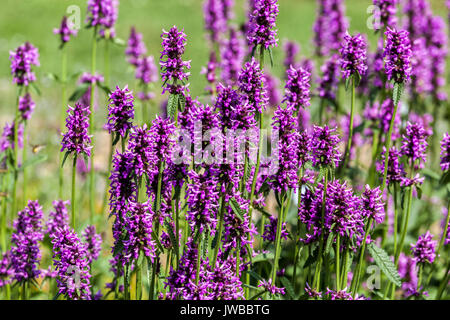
[292,167,304,290]
[336,234,341,291]
[135,259,142,300]
[351,217,373,295]
[393,183,398,256]
[381,99,399,192]
[195,231,202,286]
[435,262,450,300]
[212,195,225,269]
[71,155,77,229]
[59,47,67,199]
[236,239,241,278]
[89,27,97,224]
[22,122,27,204]
[271,191,289,285]
[124,263,129,300]
[341,77,355,172]
[1,174,7,252]
[11,87,21,223]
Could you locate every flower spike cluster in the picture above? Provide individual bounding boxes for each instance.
[61,103,92,157]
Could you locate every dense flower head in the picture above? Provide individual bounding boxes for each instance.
[50,225,91,300]
[82,225,102,263]
[220,27,245,86]
[264,71,282,108]
[283,40,300,71]
[262,216,288,242]
[122,202,156,263]
[410,231,437,264]
[427,15,448,102]
[9,42,39,86]
[18,93,35,121]
[310,125,341,167]
[148,116,176,163]
[0,251,13,288]
[376,146,406,185]
[328,0,349,51]
[203,0,226,43]
[247,0,279,50]
[312,0,331,56]
[127,125,157,178]
[186,170,220,234]
[398,252,420,298]
[339,32,368,79]
[361,185,384,224]
[238,57,268,113]
[106,85,135,137]
[207,255,244,300]
[125,27,147,67]
[46,200,70,237]
[401,122,429,168]
[201,51,217,89]
[0,121,24,153]
[373,0,398,30]
[11,200,44,282]
[384,27,412,83]
[136,55,158,85]
[440,132,450,172]
[160,26,191,94]
[283,65,311,110]
[258,278,285,296]
[318,54,340,101]
[86,0,118,38]
[54,16,78,45]
[61,103,92,157]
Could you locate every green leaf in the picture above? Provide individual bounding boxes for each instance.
[416,185,422,199]
[30,82,41,96]
[440,170,450,186]
[303,247,319,269]
[46,72,60,83]
[112,37,126,47]
[280,277,295,299]
[178,94,186,112]
[98,83,112,96]
[164,220,178,255]
[354,71,362,88]
[345,75,352,91]
[392,82,404,106]
[422,168,440,181]
[151,230,165,254]
[268,47,274,68]
[69,82,90,102]
[211,231,218,250]
[18,154,48,171]
[246,270,263,282]
[252,252,274,263]
[229,197,245,222]
[61,151,70,168]
[367,242,402,287]
[324,233,334,255]
[167,94,178,119]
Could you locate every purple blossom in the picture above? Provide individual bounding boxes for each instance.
[318,54,340,101]
[50,225,92,300]
[401,122,429,169]
[9,42,39,86]
[283,65,311,110]
[384,27,412,83]
[440,132,450,172]
[262,216,288,242]
[312,0,331,57]
[0,251,13,288]
[376,146,406,185]
[106,85,135,137]
[136,55,158,85]
[127,125,157,178]
[86,0,118,38]
[238,57,268,114]
[220,27,245,86]
[201,51,217,91]
[160,26,191,95]
[310,125,341,168]
[125,27,147,67]
[46,200,70,237]
[339,32,368,80]
[0,122,24,153]
[373,0,398,30]
[203,0,226,43]
[61,103,92,157]
[246,0,279,50]
[410,231,437,264]
[283,40,300,71]
[258,279,285,296]
[361,185,384,224]
[54,16,78,45]
[11,200,44,283]
[263,71,281,108]
[18,93,35,121]
[82,225,102,263]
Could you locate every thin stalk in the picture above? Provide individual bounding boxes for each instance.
[124,263,129,300]
[393,183,399,256]
[435,262,450,300]
[292,166,304,290]
[341,246,349,290]
[11,87,21,222]
[100,135,114,215]
[195,231,202,286]
[351,217,373,295]
[174,195,180,269]
[1,174,7,252]
[71,155,77,229]
[59,47,67,199]
[22,122,28,205]
[381,99,399,192]
[271,192,287,285]
[236,239,241,278]
[135,259,142,300]
[336,234,341,291]
[89,27,98,223]
[212,195,225,269]
[417,264,423,293]
[341,77,356,172]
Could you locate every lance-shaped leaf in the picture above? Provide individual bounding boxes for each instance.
[367,242,402,287]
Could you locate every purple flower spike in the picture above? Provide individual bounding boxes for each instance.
[238,57,268,114]
[136,55,158,85]
[86,0,118,38]
[220,27,245,86]
[9,42,39,86]
[203,0,226,43]
[247,0,279,50]
[61,103,92,157]
[283,65,311,110]
[50,225,92,300]
[160,26,191,95]
[262,216,288,242]
[339,32,368,80]
[373,0,398,30]
[411,231,437,265]
[0,251,13,288]
[106,85,135,138]
[401,122,429,169]
[361,185,384,224]
[54,16,78,45]
[283,40,300,71]
[440,132,450,172]
[258,279,285,296]
[125,27,147,67]
[384,27,412,83]
[310,125,341,168]
[18,93,35,121]
[318,54,340,101]
[376,146,406,186]
[11,200,44,283]
[46,200,70,237]
[0,122,24,153]
[82,225,102,263]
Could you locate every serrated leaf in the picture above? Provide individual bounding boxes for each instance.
[61,151,70,168]
[324,233,334,255]
[252,252,274,263]
[345,75,352,91]
[69,82,90,102]
[367,242,402,287]
[151,230,165,254]
[164,220,178,254]
[229,197,245,221]
[167,94,178,119]
[246,270,263,282]
[392,82,404,106]
[211,231,218,250]
[422,168,440,181]
[440,170,450,186]
[178,94,186,112]
[280,277,295,299]
[303,247,319,269]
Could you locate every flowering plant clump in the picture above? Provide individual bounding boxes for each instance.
[0,0,449,303]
